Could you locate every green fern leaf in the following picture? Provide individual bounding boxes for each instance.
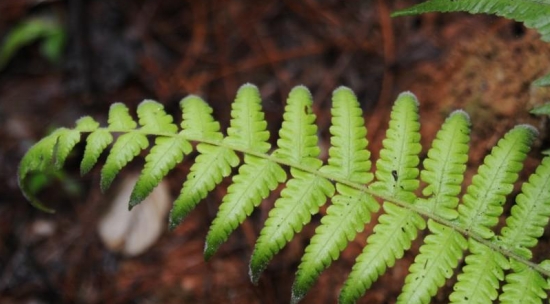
[499,260,549,304]
[250,86,333,284]
[339,92,425,304]
[274,85,322,167]
[340,203,426,304]
[251,168,335,286]
[418,110,471,220]
[204,155,286,259]
[179,95,223,141]
[449,125,537,303]
[397,110,471,304]
[450,238,509,304]
[100,132,148,192]
[129,136,192,208]
[223,83,271,152]
[137,100,178,134]
[291,87,377,300]
[495,156,550,303]
[107,103,137,131]
[80,129,113,175]
[392,0,550,42]
[75,116,100,132]
[500,156,550,258]
[370,92,421,201]
[169,144,239,229]
[398,220,467,304]
[169,96,237,229]
[204,84,286,259]
[458,125,537,239]
[319,86,373,183]
[18,128,79,212]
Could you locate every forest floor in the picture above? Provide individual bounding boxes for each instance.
[2,0,550,303]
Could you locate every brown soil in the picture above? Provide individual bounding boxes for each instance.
[2,0,550,303]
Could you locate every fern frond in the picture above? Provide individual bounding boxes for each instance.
[80,129,113,175]
[397,110,471,304]
[204,155,286,259]
[339,92,425,304]
[418,110,471,219]
[458,125,537,239]
[250,86,333,284]
[223,83,271,152]
[370,92,421,201]
[448,125,537,303]
[179,95,223,141]
[450,238,509,304]
[204,84,286,259]
[136,100,178,134]
[500,156,550,258]
[107,102,137,131]
[273,85,322,167]
[493,156,550,303]
[18,128,80,212]
[398,220,467,304]
[100,132,149,192]
[319,86,372,183]
[17,84,550,303]
[392,0,550,42]
[169,94,239,229]
[499,260,549,304]
[291,87,377,301]
[129,136,192,208]
[169,144,239,229]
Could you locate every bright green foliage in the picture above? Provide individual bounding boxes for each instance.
[398,221,467,304]
[136,100,178,134]
[80,129,113,175]
[450,238,510,304]
[0,16,66,69]
[397,110,471,304]
[169,95,232,228]
[179,95,223,141]
[204,84,285,259]
[107,103,137,131]
[274,85,322,168]
[500,260,549,304]
[500,156,550,258]
[17,84,550,303]
[18,128,79,212]
[418,110,471,220]
[339,92,425,304]
[223,84,271,152]
[449,125,537,303]
[458,125,537,239]
[370,92,421,201]
[531,102,550,116]
[250,86,333,285]
[495,157,550,303]
[129,136,191,208]
[392,0,550,85]
[291,87,377,302]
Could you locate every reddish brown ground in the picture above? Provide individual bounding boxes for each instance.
[2,0,550,303]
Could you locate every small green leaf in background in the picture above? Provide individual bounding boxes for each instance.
[0,16,66,69]
[530,102,550,116]
[530,102,550,155]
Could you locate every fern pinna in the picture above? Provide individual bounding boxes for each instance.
[18,84,550,303]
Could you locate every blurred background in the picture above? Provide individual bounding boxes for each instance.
[2,0,550,303]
